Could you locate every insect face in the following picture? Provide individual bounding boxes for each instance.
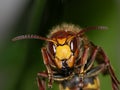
[47,30,79,70]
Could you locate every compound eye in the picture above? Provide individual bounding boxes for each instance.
[48,42,56,55]
[70,38,77,53]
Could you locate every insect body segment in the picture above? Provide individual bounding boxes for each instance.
[12,24,120,90]
[59,75,100,90]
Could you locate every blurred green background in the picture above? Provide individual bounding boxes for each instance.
[0,0,120,90]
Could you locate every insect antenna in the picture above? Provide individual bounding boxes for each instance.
[12,34,53,42]
[77,26,108,37]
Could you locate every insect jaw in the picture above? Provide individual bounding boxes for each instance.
[54,55,75,70]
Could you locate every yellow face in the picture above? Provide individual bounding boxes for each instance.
[47,28,79,70]
[49,37,77,69]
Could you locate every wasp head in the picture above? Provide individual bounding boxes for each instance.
[47,30,80,70]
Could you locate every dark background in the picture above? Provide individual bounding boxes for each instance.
[0,0,120,90]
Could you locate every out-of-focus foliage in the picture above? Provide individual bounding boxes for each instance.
[0,0,120,90]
